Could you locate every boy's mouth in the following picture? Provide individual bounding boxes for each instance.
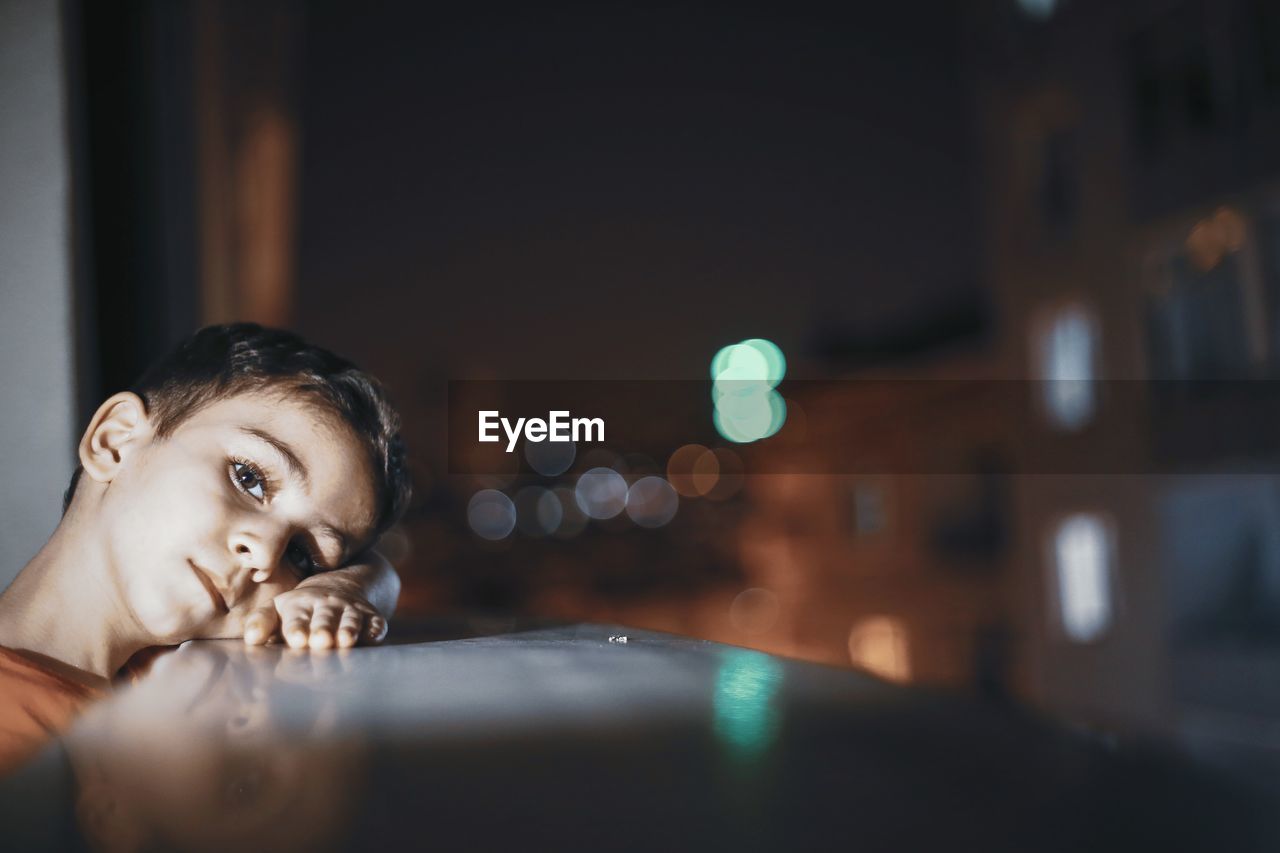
[188,560,230,614]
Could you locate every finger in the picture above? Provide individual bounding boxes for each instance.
[365,614,388,645]
[243,606,280,646]
[308,605,341,651]
[281,609,313,649]
[336,606,364,648]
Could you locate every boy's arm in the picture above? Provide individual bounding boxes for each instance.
[243,550,401,650]
[301,550,400,621]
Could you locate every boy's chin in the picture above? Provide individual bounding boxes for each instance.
[134,610,209,646]
[127,584,224,645]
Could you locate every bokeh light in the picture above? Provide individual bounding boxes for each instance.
[764,390,786,437]
[739,338,786,385]
[574,466,628,520]
[715,344,769,382]
[552,486,588,539]
[714,379,770,423]
[711,338,787,443]
[729,587,780,635]
[524,438,576,477]
[713,384,786,443]
[667,443,710,497]
[514,486,563,537]
[704,447,744,501]
[709,343,737,380]
[847,616,911,682]
[625,476,680,528]
[691,447,720,496]
[467,489,517,540]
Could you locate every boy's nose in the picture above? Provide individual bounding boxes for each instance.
[229,527,288,585]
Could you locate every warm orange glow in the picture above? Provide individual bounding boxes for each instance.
[1214,206,1247,251]
[236,107,297,326]
[691,448,721,496]
[1185,206,1248,273]
[704,448,744,501]
[729,588,780,635]
[666,444,711,497]
[1185,220,1223,272]
[847,616,911,683]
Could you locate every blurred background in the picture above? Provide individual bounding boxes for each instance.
[3,0,1280,789]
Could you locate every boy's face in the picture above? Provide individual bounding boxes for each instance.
[95,389,379,644]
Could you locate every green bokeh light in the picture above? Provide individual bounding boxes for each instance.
[710,344,737,380]
[740,338,786,387]
[711,339,788,443]
[713,649,784,760]
[719,344,769,381]
[713,407,754,443]
[713,383,786,443]
[713,378,768,415]
[763,390,786,438]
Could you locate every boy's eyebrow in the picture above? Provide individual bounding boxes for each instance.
[238,426,356,563]
[237,426,309,487]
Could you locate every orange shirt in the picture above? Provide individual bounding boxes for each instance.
[0,647,104,776]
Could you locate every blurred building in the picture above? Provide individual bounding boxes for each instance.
[665,0,1280,780]
[974,0,1280,764]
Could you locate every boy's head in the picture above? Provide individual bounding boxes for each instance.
[64,323,412,642]
[65,323,410,532]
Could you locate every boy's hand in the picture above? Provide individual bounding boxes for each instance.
[243,551,400,650]
[247,580,385,650]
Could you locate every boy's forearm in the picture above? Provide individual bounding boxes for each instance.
[297,550,401,619]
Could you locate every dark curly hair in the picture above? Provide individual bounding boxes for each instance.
[63,323,411,542]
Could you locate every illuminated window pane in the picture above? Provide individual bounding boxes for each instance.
[1037,305,1097,430]
[847,616,910,682]
[1052,513,1113,642]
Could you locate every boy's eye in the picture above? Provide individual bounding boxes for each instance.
[231,461,267,501]
[285,541,321,576]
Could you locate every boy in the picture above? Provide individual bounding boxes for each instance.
[0,323,411,772]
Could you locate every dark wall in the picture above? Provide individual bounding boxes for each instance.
[68,0,199,419]
[293,2,982,388]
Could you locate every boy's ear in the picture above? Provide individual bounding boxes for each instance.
[79,391,154,483]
